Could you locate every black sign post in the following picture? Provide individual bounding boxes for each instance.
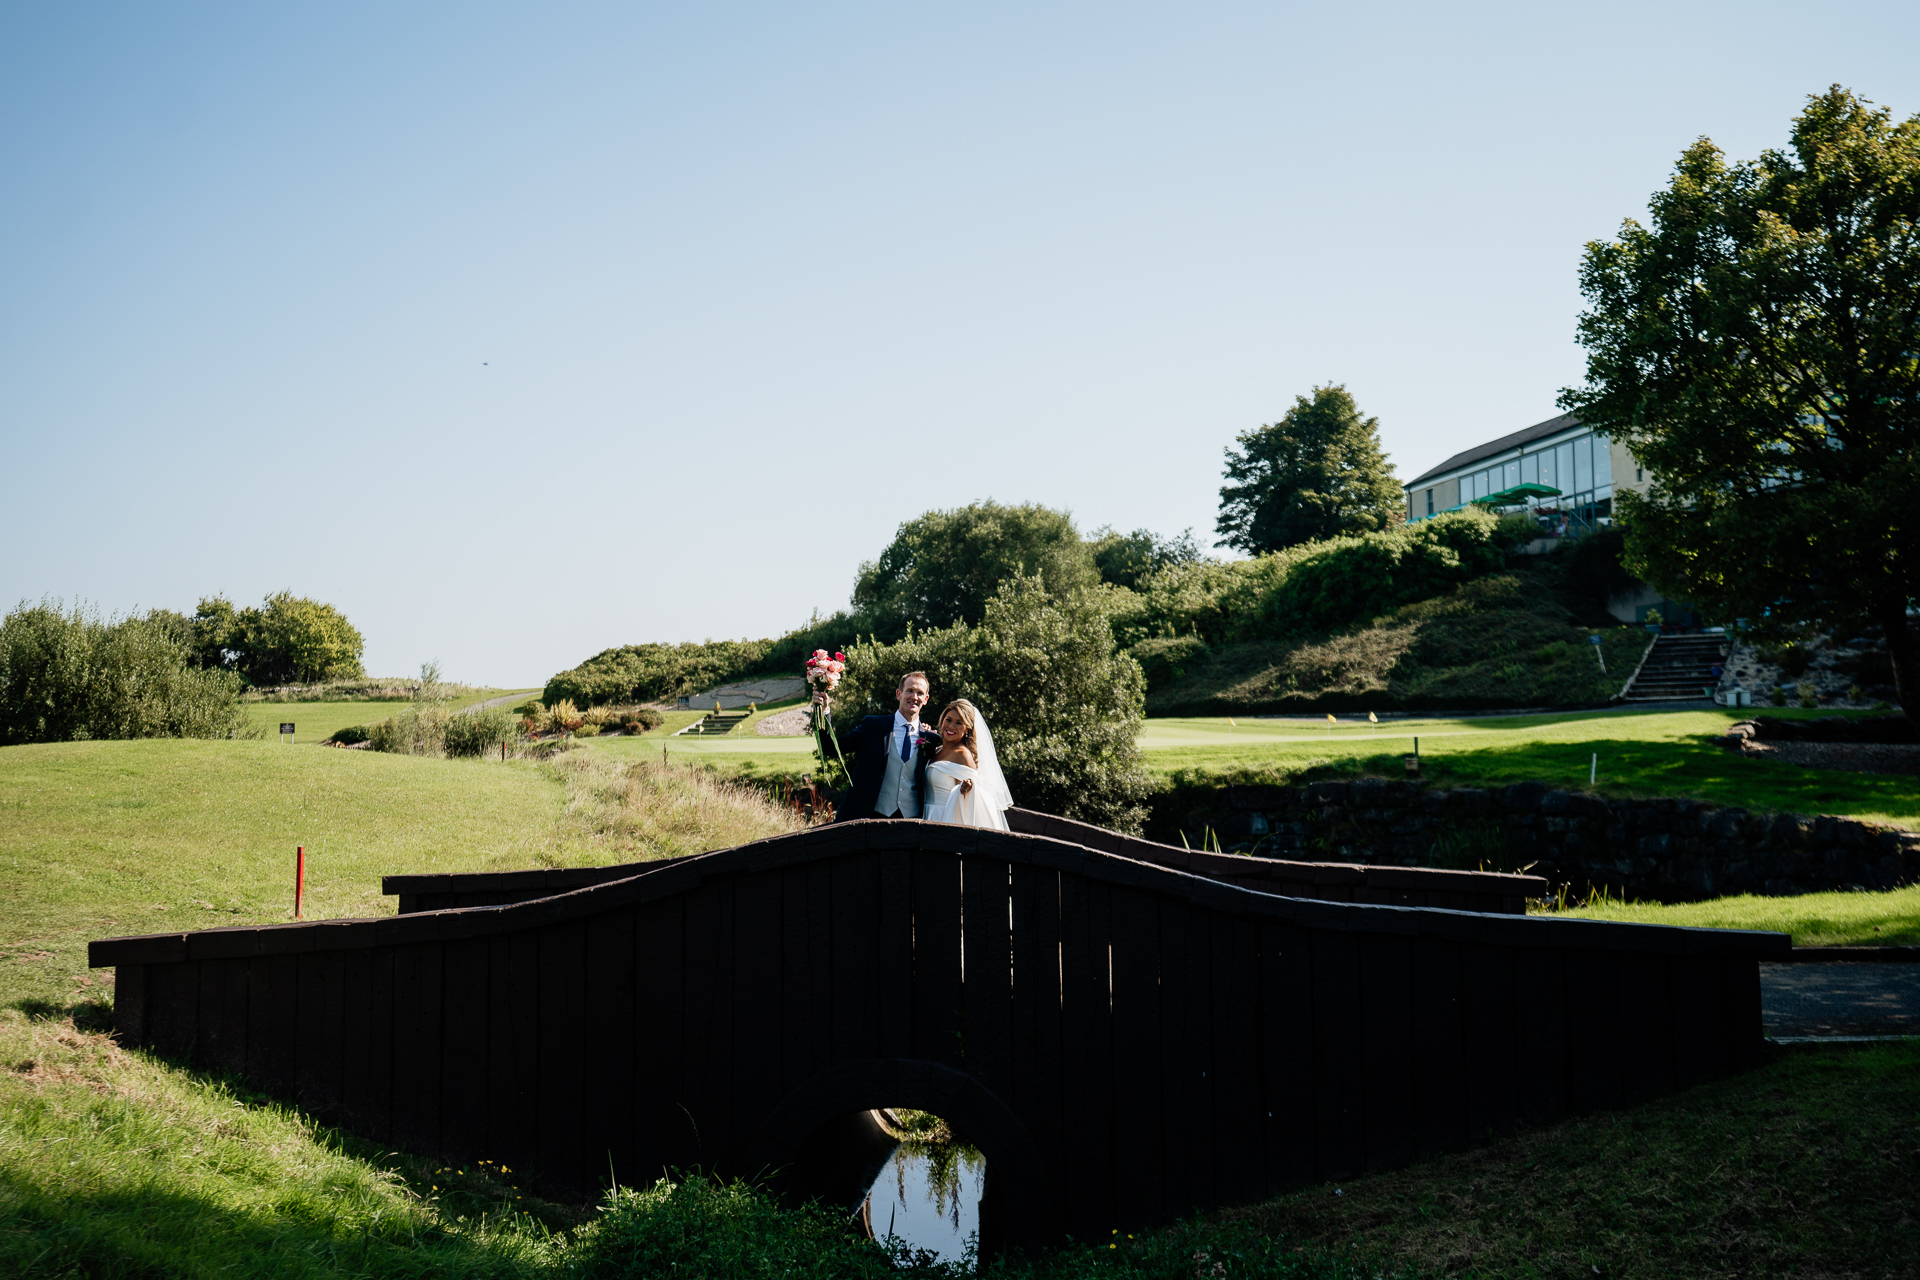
[280,722,295,744]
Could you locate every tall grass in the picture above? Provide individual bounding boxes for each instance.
[540,756,804,864]
[0,599,254,744]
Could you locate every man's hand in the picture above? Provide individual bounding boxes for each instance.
[810,690,829,708]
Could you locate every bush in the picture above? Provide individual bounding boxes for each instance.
[0,600,254,744]
[544,639,773,707]
[1566,525,1640,602]
[830,577,1152,831]
[1128,634,1210,691]
[367,663,454,754]
[623,708,665,733]
[326,724,371,745]
[443,706,517,757]
[572,722,601,738]
[1243,508,1504,639]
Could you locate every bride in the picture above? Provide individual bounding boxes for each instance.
[922,699,1014,830]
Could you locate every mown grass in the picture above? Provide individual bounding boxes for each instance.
[1231,1040,1920,1280]
[1551,883,1920,946]
[1142,706,1920,828]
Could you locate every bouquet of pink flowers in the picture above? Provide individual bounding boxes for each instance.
[805,649,851,793]
[804,649,846,695]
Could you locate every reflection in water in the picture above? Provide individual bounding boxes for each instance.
[866,1110,982,1264]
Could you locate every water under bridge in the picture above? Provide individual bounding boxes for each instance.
[91,812,1784,1252]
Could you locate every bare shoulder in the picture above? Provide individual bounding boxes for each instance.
[953,746,977,767]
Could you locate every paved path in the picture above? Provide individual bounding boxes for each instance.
[1761,963,1920,1037]
[463,691,536,714]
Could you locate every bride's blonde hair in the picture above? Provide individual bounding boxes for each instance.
[937,699,980,755]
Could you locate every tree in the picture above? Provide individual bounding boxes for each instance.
[1560,87,1920,706]
[829,576,1152,830]
[851,500,1098,641]
[193,592,367,686]
[1215,385,1403,554]
[1087,526,1204,591]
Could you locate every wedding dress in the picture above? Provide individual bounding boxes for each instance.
[922,711,1014,831]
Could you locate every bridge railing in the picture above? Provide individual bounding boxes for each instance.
[380,811,1545,915]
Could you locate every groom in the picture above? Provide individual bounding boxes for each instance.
[816,670,937,821]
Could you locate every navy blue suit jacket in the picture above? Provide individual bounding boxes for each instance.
[829,712,935,820]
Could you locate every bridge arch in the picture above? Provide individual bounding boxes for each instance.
[743,1058,1052,1252]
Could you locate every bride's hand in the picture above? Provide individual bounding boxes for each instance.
[959,779,973,796]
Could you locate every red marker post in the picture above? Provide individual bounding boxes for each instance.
[294,845,305,919]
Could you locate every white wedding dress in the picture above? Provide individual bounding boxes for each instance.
[921,713,1014,831]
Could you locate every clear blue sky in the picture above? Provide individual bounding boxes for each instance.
[4,2,1917,686]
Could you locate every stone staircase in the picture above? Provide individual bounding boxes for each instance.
[1621,633,1728,702]
[674,709,754,737]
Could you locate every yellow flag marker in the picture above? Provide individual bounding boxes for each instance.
[1368,710,1378,733]
[1325,712,1335,737]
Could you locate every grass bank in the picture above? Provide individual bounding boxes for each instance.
[1550,883,1920,946]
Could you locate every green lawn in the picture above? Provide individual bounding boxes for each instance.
[1143,706,1920,827]
[1554,883,1920,946]
[0,740,572,1011]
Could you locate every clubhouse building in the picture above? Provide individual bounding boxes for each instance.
[1402,412,1647,534]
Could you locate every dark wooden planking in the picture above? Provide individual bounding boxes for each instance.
[1009,862,1065,1235]
[583,908,638,1187]
[778,863,822,1095]
[730,874,783,1164]
[635,895,692,1177]
[1720,958,1765,1069]
[341,948,393,1142]
[295,951,347,1118]
[804,859,836,1075]
[1564,950,1623,1113]
[1360,934,1417,1173]
[1460,945,1517,1141]
[1210,914,1264,1209]
[198,958,248,1077]
[439,936,491,1166]
[1670,956,1727,1087]
[1164,900,1217,1215]
[247,953,299,1098]
[1105,886,1159,1228]
[145,960,199,1061]
[910,849,963,1069]
[830,852,883,1063]
[113,963,147,1046]
[1513,948,1568,1127]
[389,942,444,1157]
[961,856,1014,1101]
[487,932,540,1177]
[1411,937,1466,1157]
[877,851,914,1059]
[1309,932,1364,1181]
[1616,952,1675,1103]
[1259,924,1314,1193]
[537,921,589,1194]
[1060,873,1119,1237]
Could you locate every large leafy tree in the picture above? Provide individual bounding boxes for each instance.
[194,592,367,686]
[1561,87,1920,706]
[852,500,1098,641]
[1215,384,1402,554]
[1087,526,1204,591]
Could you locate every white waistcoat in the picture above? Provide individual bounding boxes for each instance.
[875,717,921,817]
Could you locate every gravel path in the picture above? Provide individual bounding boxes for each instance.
[1761,963,1920,1037]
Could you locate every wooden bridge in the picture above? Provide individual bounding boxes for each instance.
[91,816,1785,1253]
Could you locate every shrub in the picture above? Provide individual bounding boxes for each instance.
[0,599,253,744]
[1128,634,1210,691]
[831,577,1152,831]
[326,724,371,745]
[544,640,773,708]
[623,708,665,733]
[367,663,454,754]
[572,722,601,738]
[547,699,584,732]
[443,706,517,757]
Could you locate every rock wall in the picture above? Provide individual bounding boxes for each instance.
[1164,777,1920,902]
